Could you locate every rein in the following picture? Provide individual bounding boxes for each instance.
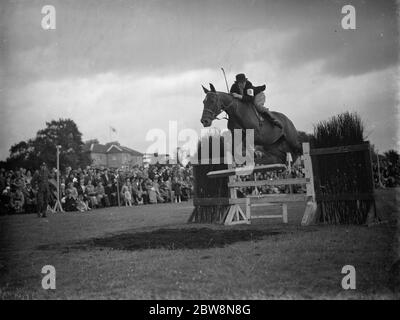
[203,93,237,121]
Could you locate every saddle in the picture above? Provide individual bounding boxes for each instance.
[250,104,284,145]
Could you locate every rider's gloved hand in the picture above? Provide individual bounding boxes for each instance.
[232,93,242,99]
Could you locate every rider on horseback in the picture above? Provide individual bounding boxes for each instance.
[230,73,283,129]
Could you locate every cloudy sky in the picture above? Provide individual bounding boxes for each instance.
[0,0,398,159]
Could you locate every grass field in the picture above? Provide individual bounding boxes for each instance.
[0,189,398,299]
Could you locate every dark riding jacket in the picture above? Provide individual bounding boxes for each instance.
[230,81,266,103]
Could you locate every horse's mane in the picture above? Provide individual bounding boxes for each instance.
[215,91,246,129]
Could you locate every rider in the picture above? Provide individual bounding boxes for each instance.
[230,73,283,129]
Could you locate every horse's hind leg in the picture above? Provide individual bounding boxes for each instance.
[254,145,265,159]
[254,145,286,164]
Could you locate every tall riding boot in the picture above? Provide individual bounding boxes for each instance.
[256,105,283,129]
[265,110,283,129]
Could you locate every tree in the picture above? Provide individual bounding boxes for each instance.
[84,139,99,145]
[297,131,313,144]
[384,149,399,166]
[6,119,91,170]
[8,140,35,169]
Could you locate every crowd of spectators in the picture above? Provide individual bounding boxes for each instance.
[2,155,398,215]
[0,164,193,215]
[234,166,306,197]
[373,159,400,188]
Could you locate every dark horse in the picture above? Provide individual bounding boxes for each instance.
[201,83,301,164]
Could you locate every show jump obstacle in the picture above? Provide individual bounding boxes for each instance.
[189,142,318,226]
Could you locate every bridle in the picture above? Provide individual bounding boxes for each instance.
[203,93,237,121]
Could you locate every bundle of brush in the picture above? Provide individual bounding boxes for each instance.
[190,133,230,223]
[312,112,373,224]
[312,112,364,148]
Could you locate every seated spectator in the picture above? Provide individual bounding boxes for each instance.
[24,183,37,213]
[153,178,165,203]
[65,172,76,187]
[76,194,89,212]
[65,182,78,212]
[95,181,109,207]
[76,179,91,211]
[158,178,171,203]
[10,186,25,213]
[86,180,98,209]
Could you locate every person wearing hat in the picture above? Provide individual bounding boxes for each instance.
[230,73,282,128]
[31,162,51,217]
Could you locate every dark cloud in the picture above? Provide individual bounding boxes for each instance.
[2,0,397,86]
[0,0,398,158]
[277,0,399,77]
[0,0,272,85]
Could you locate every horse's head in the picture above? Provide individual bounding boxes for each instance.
[200,83,223,127]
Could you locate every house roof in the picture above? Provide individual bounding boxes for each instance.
[120,146,143,156]
[84,142,143,156]
[83,143,103,153]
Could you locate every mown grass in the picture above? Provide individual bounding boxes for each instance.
[0,189,398,300]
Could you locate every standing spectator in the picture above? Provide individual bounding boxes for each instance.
[130,179,139,205]
[172,177,182,203]
[31,162,51,218]
[182,176,193,200]
[110,181,119,206]
[101,169,113,186]
[145,178,157,204]
[135,178,144,205]
[104,182,113,206]
[121,180,133,206]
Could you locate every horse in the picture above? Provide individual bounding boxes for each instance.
[201,83,301,164]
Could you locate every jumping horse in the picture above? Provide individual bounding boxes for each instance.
[201,83,301,164]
